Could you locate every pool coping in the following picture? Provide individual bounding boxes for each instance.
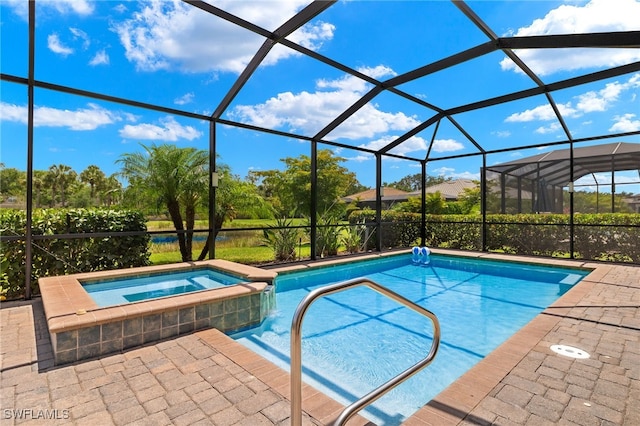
[202,249,610,425]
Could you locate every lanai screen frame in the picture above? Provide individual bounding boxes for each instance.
[3,0,640,298]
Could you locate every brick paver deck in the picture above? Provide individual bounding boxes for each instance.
[1,254,638,425]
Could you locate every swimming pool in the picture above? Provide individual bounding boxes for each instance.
[83,268,245,307]
[230,253,590,425]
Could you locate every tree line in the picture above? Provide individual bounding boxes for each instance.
[0,163,122,208]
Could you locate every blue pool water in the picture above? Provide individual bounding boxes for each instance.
[83,268,244,307]
[230,254,589,425]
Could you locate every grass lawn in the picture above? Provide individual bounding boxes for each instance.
[150,244,312,265]
[148,218,314,265]
[147,218,308,231]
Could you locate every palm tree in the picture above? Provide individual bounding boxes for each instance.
[32,170,47,207]
[45,164,76,207]
[79,165,106,204]
[101,174,122,206]
[118,143,208,262]
[195,164,270,260]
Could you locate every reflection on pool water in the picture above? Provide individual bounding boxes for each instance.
[230,254,589,425]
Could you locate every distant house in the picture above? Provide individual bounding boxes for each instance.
[409,179,477,201]
[623,194,640,213]
[342,187,412,210]
[342,179,478,209]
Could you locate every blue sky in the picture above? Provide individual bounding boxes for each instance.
[1,0,640,192]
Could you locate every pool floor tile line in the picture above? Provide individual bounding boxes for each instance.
[1,255,639,426]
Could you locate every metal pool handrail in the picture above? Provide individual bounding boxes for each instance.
[290,277,441,426]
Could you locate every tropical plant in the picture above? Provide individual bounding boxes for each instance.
[46,164,77,207]
[118,143,208,262]
[194,164,271,260]
[313,211,342,257]
[101,174,123,206]
[263,217,299,262]
[342,219,367,253]
[32,170,48,207]
[79,165,106,203]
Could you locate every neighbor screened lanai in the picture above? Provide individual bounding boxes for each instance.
[485,142,640,214]
[1,0,640,298]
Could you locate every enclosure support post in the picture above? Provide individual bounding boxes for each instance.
[24,0,36,299]
[517,176,523,213]
[569,143,575,259]
[310,141,318,260]
[611,156,616,213]
[500,173,506,214]
[420,161,426,247]
[375,154,382,252]
[481,154,487,252]
[209,121,216,260]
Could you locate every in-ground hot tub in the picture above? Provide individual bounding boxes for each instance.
[39,260,277,365]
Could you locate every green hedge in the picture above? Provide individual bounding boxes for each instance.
[349,210,640,263]
[349,210,422,249]
[1,208,150,299]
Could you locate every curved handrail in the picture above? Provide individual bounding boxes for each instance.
[290,277,441,426]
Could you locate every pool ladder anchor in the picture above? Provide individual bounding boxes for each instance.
[290,277,441,426]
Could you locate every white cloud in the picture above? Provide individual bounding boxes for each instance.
[360,135,426,156]
[89,50,110,66]
[609,113,640,132]
[356,135,464,157]
[50,0,93,16]
[112,0,334,73]
[432,138,464,153]
[505,73,640,130]
[535,122,562,134]
[491,130,511,138]
[48,34,74,56]
[5,0,93,19]
[357,65,397,80]
[430,166,479,180]
[69,27,90,50]
[345,153,374,163]
[505,103,578,122]
[500,0,640,76]
[575,77,639,112]
[174,93,195,106]
[431,166,454,176]
[114,4,128,14]
[230,67,419,140]
[0,102,119,130]
[575,172,639,187]
[119,116,202,141]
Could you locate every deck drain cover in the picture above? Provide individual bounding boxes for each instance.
[550,344,590,359]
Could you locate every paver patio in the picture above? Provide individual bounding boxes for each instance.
[1,253,638,425]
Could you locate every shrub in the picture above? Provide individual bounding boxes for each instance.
[263,217,299,262]
[0,208,150,298]
[348,210,422,249]
[341,220,368,254]
[314,216,342,258]
[347,209,640,263]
